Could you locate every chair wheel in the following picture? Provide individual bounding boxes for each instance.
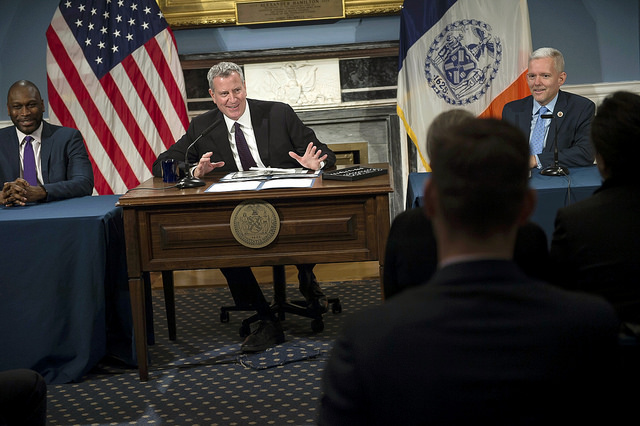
[239,322,251,337]
[331,301,342,314]
[311,318,324,332]
[220,310,230,323]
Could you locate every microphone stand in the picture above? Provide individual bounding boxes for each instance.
[540,111,569,176]
[176,120,220,188]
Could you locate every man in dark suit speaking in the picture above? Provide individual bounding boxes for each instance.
[319,119,619,424]
[502,47,595,169]
[1,80,94,206]
[153,62,336,352]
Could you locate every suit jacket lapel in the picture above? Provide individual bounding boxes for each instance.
[516,97,534,137]
[544,90,568,153]
[39,122,54,183]
[248,99,270,165]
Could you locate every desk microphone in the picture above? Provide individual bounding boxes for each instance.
[176,118,222,188]
[540,111,569,176]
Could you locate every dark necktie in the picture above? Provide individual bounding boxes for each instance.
[234,122,257,170]
[530,106,549,155]
[23,135,38,186]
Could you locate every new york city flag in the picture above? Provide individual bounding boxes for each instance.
[397,0,532,170]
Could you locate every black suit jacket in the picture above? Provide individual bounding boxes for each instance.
[383,208,550,299]
[0,121,94,201]
[502,90,595,167]
[152,99,336,176]
[550,178,640,323]
[320,260,620,425]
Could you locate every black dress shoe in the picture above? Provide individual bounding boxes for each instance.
[241,320,285,353]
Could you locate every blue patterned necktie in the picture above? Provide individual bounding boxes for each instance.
[23,135,38,186]
[530,106,549,155]
[234,122,257,170]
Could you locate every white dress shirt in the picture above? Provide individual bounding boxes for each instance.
[222,104,266,171]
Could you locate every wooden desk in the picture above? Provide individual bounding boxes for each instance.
[117,165,393,381]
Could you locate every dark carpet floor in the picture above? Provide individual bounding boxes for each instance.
[46,279,381,425]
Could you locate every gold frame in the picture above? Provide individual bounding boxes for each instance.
[157,0,402,28]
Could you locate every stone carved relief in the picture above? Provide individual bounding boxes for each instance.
[245,59,341,107]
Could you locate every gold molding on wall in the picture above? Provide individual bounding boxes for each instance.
[157,0,402,29]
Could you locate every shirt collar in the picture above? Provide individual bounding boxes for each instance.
[16,122,44,145]
[532,93,559,116]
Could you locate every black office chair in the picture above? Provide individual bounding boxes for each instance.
[150,267,341,341]
[219,265,342,337]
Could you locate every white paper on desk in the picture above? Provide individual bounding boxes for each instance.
[205,181,262,192]
[260,178,315,189]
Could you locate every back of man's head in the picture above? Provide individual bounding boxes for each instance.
[591,91,640,182]
[429,118,530,237]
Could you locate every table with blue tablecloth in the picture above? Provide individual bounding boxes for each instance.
[0,195,135,384]
[406,166,603,242]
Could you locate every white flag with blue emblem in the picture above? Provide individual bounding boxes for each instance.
[397,0,532,171]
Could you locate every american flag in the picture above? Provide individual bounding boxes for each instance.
[46,0,189,194]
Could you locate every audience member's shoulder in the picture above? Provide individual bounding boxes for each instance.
[392,207,429,226]
[388,208,433,242]
[517,221,547,240]
[545,281,618,323]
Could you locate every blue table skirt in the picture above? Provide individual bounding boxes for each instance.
[0,195,134,384]
[407,166,603,242]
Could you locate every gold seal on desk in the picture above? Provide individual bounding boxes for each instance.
[230,200,280,248]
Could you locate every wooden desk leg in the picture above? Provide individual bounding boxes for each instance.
[129,275,149,381]
[162,270,176,341]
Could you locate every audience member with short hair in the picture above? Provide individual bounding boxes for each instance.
[320,118,620,425]
[550,91,640,324]
[383,110,550,299]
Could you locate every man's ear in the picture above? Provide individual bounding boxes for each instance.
[516,188,537,225]
[423,178,437,219]
[558,71,567,86]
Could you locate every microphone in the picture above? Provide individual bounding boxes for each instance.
[176,118,222,188]
[540,111,569,176]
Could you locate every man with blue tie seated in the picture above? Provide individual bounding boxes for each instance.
[0,80,94,207]
[152,62,336,353]
[502,47,595,169]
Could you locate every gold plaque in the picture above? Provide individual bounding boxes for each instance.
[230,200,281,248]
[157,1,402,29]
[236,0,345,25]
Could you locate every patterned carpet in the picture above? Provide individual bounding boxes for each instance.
[46,279,381,425]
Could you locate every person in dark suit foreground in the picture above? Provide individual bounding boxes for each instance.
[153,62,336,352]
[384,110,550,299]
[319,118,620,425]
[550,91,640,325]
[0,369,46,425]
[502,47,595,169]
[1,80,94,206]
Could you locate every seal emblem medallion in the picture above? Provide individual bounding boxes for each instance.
[425,19,502,105]
[230,199,280,248]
